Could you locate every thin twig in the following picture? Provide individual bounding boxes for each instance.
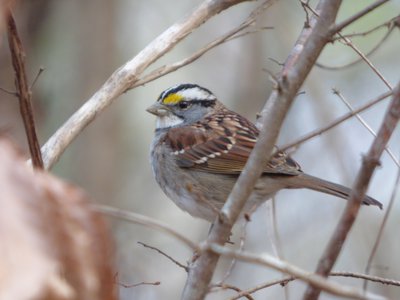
[364,166,400,291]
[207,243,384,300]
[39,0,253,170]
[311,1,393,71]
[131,0,275,89]
[30,66,45,90]
[6,10,43,169]
[268,197,289,300]
[224,26,274,41]
[331,0,390,34]
[331,271,400,286]
[0,86,17,96]
[303,81,400,300]
[210,283,254,300]
[229,271,400,300]
[137,241,188,272]
[298,1,319,19]
[316,26,394,70]
[279,90,393,152]
[269,198,285,261]
[94,204,197,250]
[119,280,161,289]
[333,89,399,167]
[229,277,293,300]
[337,33,392,90]
[300,0,311,28]
[214,220,248,285]
[337,14,399,39]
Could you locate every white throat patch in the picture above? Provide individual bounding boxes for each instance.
[155,114,183,129]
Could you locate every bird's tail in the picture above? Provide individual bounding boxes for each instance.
[284,173,382,209]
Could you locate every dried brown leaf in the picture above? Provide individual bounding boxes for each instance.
[0,138,117,300]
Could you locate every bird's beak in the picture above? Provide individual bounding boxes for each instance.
[146,102,169,117]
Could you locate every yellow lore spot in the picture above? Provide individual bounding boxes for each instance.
[162,93,183,105]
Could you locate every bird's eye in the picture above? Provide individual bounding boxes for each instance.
[178,101,190,109]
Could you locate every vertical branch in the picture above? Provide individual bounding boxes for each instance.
[303,82,400,300]
[269,197,289,300]
[182,1,343,299]
[6,10,43,169]
[364,166,400,291]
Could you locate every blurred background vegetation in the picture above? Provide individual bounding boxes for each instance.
[1,1,399,299]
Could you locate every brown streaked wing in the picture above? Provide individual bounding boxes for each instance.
[164,110,302,175]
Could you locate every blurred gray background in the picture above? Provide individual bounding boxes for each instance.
[1,1,399,299]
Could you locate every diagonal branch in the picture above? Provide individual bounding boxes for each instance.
[138,241,188,272]
[334,89,399,167]
[331,0,390,34]
[132,1,275,89]
[208,244,384,300]
[279,90,392,152]
[364,166,400,291]
[95,204,197,250]
[6,10,43,169]
[181,1,343,299]
[39,0,252,170]
[303,81,400,300]
[316,25,395,70]
[336,33,392,90]
[230,271,400,300]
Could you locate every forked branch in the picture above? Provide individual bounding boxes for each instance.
[303,82,400,299]
[39,0,253,170]
[182,1,343,299]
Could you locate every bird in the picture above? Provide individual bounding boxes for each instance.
[147,83,382,222]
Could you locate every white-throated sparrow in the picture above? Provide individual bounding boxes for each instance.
[147,83,382,222]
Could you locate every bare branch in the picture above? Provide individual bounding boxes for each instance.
[137,241,188,272]
[229,271,400,300]
[338,15,400,39]
[132,1,275,89]
[118,280,161,289]
[279,90,392,152]
[332,272,400,286]
[39,0,252,170]
[316,27,394,70]
[214,220,248,285]
[6,10,43,169]
[268,197,289,299]
[315,11,400,71]
[182,1,344,299]
[210,283,254,300]
[299,0,312,28]
[94,204,197,250]
[0,86,17,96]
[335,33,392,89]
[364,167,400,291]
[333,89,399,167]
[268,197,285,260]
[303,81,400,299]
[30,66,45,90]
[229,277,293,300]
[207,244,384,300]
[331,0,390,34]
